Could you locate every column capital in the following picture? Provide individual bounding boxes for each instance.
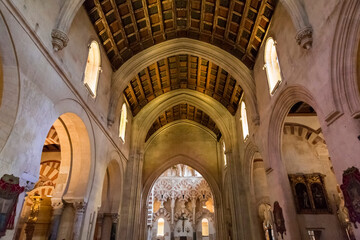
[295,26,313,49]
[111,213,120,223]
[73,201,87,213]
[51,29,69,51]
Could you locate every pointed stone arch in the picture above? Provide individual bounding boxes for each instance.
[0,10,20,154]
[108,38,259,128]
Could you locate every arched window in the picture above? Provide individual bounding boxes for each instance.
[119,103,127,142]
[222,141,227,166]
[157,218,165,236]
[84,41,101,97]
[264,38,282,95]
[202,218,209,237]
[240,101,249,140]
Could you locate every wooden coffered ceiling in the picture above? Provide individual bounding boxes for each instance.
[84,0,276,70]
[145,103,222,141]
[123,54,243,116]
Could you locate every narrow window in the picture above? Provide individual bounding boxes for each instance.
[240,101,249,140]
[264,38,282,95]
[119,103,127,142]
[202,218,209,237]
[157,218,165,236]
[84,41,101,97]
[222,141,227,166]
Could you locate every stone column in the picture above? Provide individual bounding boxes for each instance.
[101,213,113,240]
[48,199,64,240]
[111,213,119,240]
[72,201,87,240]
[94,213,104,240]
[191,198,197,240]
[171,198,175,225]
[57,203,74,240]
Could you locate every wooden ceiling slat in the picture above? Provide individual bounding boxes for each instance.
[135,75,146,102]
[125,0,142,43]
[123,54,243,117]
[85,0,276,70]
[154,62,163,94]
[164,58,171,90]
[156,0,166,36]
[188,55,192,87]
[141,0,155,41]
[236,0,251,47]
[230,85,239,105]
[127,83,139,105]
[205,61,212,90]
[224,0,236,42]
[94,0,122,61]
[196,57,202,88]
[244,0,268,60]
[211,0,220,42]
[223,73,231,99]
[109,0,131,46]
[144,68,155,98]
[214,66,222,95]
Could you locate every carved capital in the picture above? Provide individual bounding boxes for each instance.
[295,26,313,49]
[51,199,64,215]
[51,29,69,51]
[73,201,87,213]
[112,213,119,223]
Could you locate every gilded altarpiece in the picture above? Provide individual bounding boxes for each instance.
[288,173,332,214]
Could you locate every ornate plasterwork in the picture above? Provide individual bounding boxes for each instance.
[153,177,212,202]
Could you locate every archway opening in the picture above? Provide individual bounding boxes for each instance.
[147,164,215,240]
[16,125,62,239]
[15,113,92,240]
[281,101,351,239]
[94,160,122,240]
[251,153,274,240]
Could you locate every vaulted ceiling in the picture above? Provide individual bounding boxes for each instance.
[124,54,243,116]
[84,0,276,70]
[145,103,222,141]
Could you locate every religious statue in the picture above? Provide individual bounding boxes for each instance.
[336,187,356,240]
[341,167,360,227]
[273,201,286,239]
[258,203,275,240]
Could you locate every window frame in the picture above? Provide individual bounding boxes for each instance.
[83,40,101,98]
[119,103,128,143]
[157,218,165,236]
[240,101,249,141]
[264,37,282,96]
[201,218,209,237]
